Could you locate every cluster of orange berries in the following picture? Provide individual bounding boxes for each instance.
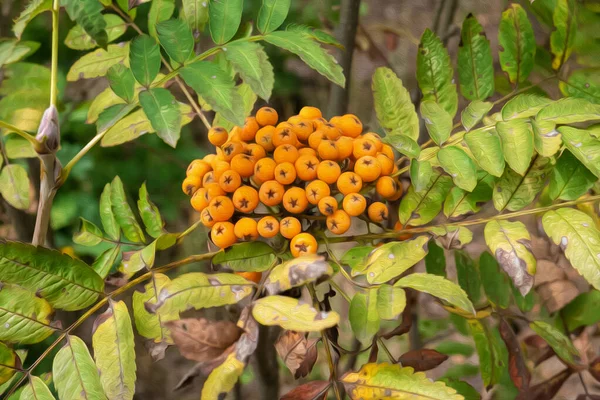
[182,106,404,257]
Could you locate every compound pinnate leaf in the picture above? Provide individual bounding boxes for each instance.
[223,42,274,101]
[501,94,552,121]
[156,19,194,64]
[372,67,419,141]
[0,283,55,344]
[395,273,475,315]
[209,0,243,44]
[137,183,164,238]
[20,376,55,400]
[129,35,160,87]
[264,31,345,88]
[438,146,477,192]
[421,100,452,145]
[542,208,600,291]
[559,126,600,177]
[92,300,136,400]
[549,150,596,201]
[349,289,380,343]
[166,318,241,362]
[252,296,340,331]
[376,284,406,320]
[63,0,108,49]
[110,176,145,243]
[341,363,463,400]
[0,240,104,310]
[417,29,458,117]
[53,335,106,400]
[464,127,505,177]
[212,242,276,272]
[149,272,254,315]
[264,255,333,295]
[357,236,429,284]
[181,0,209,39]
[495,119,534,176]
[457,14,494,100]
[0,164,30,210]
[13,0,51,39]
[106,64,135,103]
[399,172,453,226]
[461,100,493,131]
[550,0,577,70]
[92,245,120,279]
[139,88,182,148]
[65,14,127,51]
[536,97,600,124]
[67,43,129,81]
[530,321,579,365]
[132,273,177,345]
[484,220,536,296]
[73,217,104,246]
[498,4,535,83]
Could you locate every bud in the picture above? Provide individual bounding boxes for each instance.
[36,105,60,154]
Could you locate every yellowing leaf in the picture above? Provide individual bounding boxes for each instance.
[550,0,577,70]
[20,376,55,400]
[264,255,333,295]
[67,43,129,81]
[376,285,406,320]
[399,172,453,226]
[252,296,339,331]
[0,164,30,210]
[559,126,600,177]
[495,119,534,176]
[132,273,177,344]
[0,342,18,385]
[341,363,463,400]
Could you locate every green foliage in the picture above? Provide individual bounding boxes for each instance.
[498,4,535,83]
[258,0,291,34]
[63,0,108,48]
[457,14,494,100]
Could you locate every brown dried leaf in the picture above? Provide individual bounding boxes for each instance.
[280,380,330,400]
[537,280,579,313]
[524,335,548,350]
[165,318,242,362]
[516,368,572,400]
[275,330,319,379]
[397,349,448,371]
[381,309,412,339]
[589,356,600,382]
[498,319,531,391]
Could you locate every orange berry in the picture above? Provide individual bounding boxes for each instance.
[318,140,340,160]
[221,141,245,161]
[337,172,363,195]
[219,170,242,193]
[232,186,259,213]
[363,132,383,151]
[380,144,394,160]
[354,156,382,182]
[202,171,216,187]
[208,196,235,222]
[292,119,314,141]
[187,159,212,178]
[295,155,320,181]
[320,123,342,140]
[228,126,243,142]
[211,221,237,248]
[337,114,363,138]
[234,218,259,241]
[308,130,326,150]
[298,147,317,157]
[245,143,266,160]
[368,202,388,223]
[317,161,341,184]
[377,153,394,176]
[256,106,278,126]
[353,138,378,158]
[327,210,351,234]
[257,216,280,238]
[234,271,262,284]
[394,221,413,241]
[274,162,296,185]
[272,126,298,147]
[343,193,367,216]
[335,136,354,160]
[274,144,299,164]
[277,121,294,130]
[212,160,230,180]
[318,196,338,216]
[299,106,322,120]
[254,158,277,182]
[230,154,256,178]
[182,175,202,196]
[200,208,215,227]
[203,154,216,164]
[204,183,226,202]
[259,180,285,206]
[387,182,404,201]
[241,117,260,141]
[208,126,229,146]
[376,176,398,199]
[305,180,330,205]
[255,126,276,152]
[287,115,303,124]
[280,217,302,239]
[283,187,309,214]
[290,233,319,257]
[191,188,209,211]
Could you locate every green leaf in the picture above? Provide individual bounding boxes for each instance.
[455,251,482,304]
[213,83,257,129]
[349,290,380,343]
[223,42,274,101]
[559,126,600,177]
[531,118,562,157]
[13,0,51,39]
[137,183,164,238]
[63,0,108,48]
[209,0,243,44]
[212,242,276,272]
[395,273,475,315]
[498,4,535,83]
[417,29,458,117]
[530,321,579,365]
[501,94,552,120]
[484,220,536,295]
[542,208,600,291]
[457,14,494,100]
[536,97,600,124]
[265,256,333,295]
[139,88,182,147]
[549,150,596,200]
[67,43,129,81]
[53,335,106,400]
[444,172,494,218]
[438,146,477,192]
[439,380,479,400]
[0,40,40,68]
[462,100,492,131]
[20,376,55,400]
[129,35,161,87]
[384,132,420,159]
[156,19,194,64]
[73,217,104,246]
[257,0,291,34]
[513,285,535,313]
[340,246,373,272]
[92,300,136,400]
[286,24,343,49]
[132,273,177,344]
[425,240,446,277]
[399,172,453,226]
[410,159,433,192]
[4,137,36,159]
[0,342,17,386]
[376,284,406,320]
[180,60,245,125]
[92,245,120,279]
[264,31,345,87]
[342,363,463,400]
[181,0,209,39]
[493,156,554,212]
[356,236,429,284]
[120,240,157,276]
[420,100,452,145]
[562,290,600,331]
[467,320,503,387]
[559,68,600,104]
[0,240,104,310]
[110,176,145,243]
[107,64,135,103]
[100,183,120,240]
[0,283,55,344]
[87,87,125,124]
[479,252,511,309]
[252,296,340,331]
[150,272,254,315]
[429,225,474,249]
[464,127,505,177]
[65,14,127,50]
[0,164,30,210]
[148,0,175,39]
[550,0,577,70]
[495,119,534,176]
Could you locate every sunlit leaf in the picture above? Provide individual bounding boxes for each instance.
[395,273,475,314]
[559,68,600,104]
[137,183,164,238]
[13,0,51,39]
[495,119,534,176]
[438,146,477,192]
[110,176,145,243]
[0,343,17,386]
[549,150,596,200]
[20,376,55,400]
[536,97,600,124]
[252,296,340,331]
[550,0,577,70]
[462,100,492,131]
[0,164,30,210]
[264,255,332,295]
[73,217,103,246]
[501,94,551,120]
[65,14,127,50]
[531,118,562,157]
[464,127,505,177]
[67,43,129,81]
[420,100,452,145]
[444,172,494,218]
[399,171,453,226]
[340,246,373,273]
[209,0,243,44]
[99,183,120,240]
[106,64,135,103]
[119,240,157,276]
[0,40,40,68]
[559,126,600,177]
[376,284,406,320]
[181,0,209,39]
[92,245,120,279]
[498,4,535,83]
[457,14,494,100]
[429,225,474,249]
[63,0,108,48]
[384,131,420,159]
[148,0,175,38]
[257,0,291,34]
[530,321,579,365]
[132,273,177,345]
[223,42,274,101]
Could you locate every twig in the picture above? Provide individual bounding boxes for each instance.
[377,337,396,363]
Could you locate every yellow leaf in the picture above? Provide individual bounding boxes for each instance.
[132,273,177,344]
[201,352,245,400]
[67,43,129,81]
[252,296,339,331]
[264,255,333,295]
